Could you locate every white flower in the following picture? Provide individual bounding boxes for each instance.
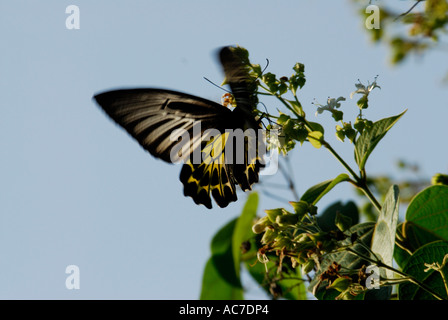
[315,96,346,116]
[350,77,381,99]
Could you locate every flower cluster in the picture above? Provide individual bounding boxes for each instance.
[252,201,354,276]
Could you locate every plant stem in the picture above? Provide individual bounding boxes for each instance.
[356,179,383,213]
[315,133,382,213]
[320,140,360,182]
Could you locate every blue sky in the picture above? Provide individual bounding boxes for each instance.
[1,1,447,299]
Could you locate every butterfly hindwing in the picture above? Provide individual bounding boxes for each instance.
[180,132,237,209]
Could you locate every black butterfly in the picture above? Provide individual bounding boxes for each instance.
[94,46,265,209]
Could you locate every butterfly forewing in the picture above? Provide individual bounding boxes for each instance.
[94,89,233,163]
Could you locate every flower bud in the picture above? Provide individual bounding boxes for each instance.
[252,216,270,234]
[294,233,309,244]
[335,128,345,142]
[289,200,308,216]
[275,237,291,249]
[261,229,277,244]
[307,231,327,243]
[357,94,368,110]
[275,213,299,227]
[264,208,283,223]
[301,259,315,274]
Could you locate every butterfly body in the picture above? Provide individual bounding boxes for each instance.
[94,46,264,209]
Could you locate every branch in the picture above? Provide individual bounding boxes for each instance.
[394,0,424,21]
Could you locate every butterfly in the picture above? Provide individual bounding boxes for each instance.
[93,46,265,209]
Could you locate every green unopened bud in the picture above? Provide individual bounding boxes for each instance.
[294,233,310,244]
[335,126,345,142]
[283,119,295,135]
[301,259,315,274]
[328,277,351,293]
[252,216,270,234]
[264,208,283,223]
[354,117,365,132]
[296,127,308,144]
[275,237,291,249]
[291,257,298,268]
[277,113,290,125]
[357,94,368,109]
[261,229,277,244]
[289,201,308,216]
[293,62,305,74]
[344,128,356,143]
[432,173,448,186]
[335,212,352,232]
[332,110,344,122]
[308,231,327,243]
[263,72,278,91]
[276,213,299,227]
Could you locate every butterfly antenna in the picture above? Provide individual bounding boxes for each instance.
[257,102,282,129]
[252,59,270,83]
[262,59,270,74]
[203,77,230,93]
[256,103,270,129]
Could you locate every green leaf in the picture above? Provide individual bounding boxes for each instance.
[398,241,448,300]
[209,218,241,288]
[406,185,448,241]
[300,174,350,205]
[286,100,304,117]
[395,185,448,269]
[232,193,259,280]
[200,257,244,300]
[307,121,325,134]
[395,221,445,269]
[308,131,323,148]
[277,113,290,125]
[354,110,406,170]
[200,217,243,299]
[371,185,400,279]
[200,193,260,300]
